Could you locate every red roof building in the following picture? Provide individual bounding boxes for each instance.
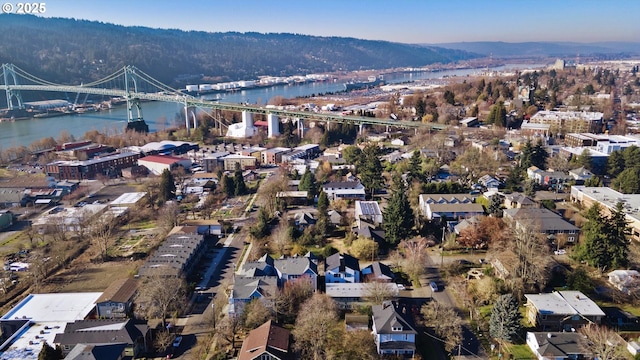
[238,320,292,360]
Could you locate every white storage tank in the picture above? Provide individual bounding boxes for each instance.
[199,84,212,91]
[185,85,198,92]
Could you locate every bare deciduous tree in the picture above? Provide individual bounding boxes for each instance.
[89,213,117,262]
[399,238,429,283]
[579,324,626,360]
[136,270,186,328]
[363,281,397,305]
[292,293,340,360]
[158,201,181,233]
[270,220,292,256]
[421,301,463,353]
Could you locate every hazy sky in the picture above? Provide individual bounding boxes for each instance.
[40,0,639,43]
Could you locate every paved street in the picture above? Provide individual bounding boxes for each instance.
[175,194,258,359]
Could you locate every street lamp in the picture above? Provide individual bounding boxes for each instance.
[211,302,216,328]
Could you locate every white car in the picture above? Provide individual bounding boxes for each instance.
[554,249,566,255]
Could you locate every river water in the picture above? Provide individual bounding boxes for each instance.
[0,63,545,148]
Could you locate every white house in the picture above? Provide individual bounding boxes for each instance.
[354,201,383,228]
[418,194,483,221]
[322,181,366,201]
[137,155,192,175]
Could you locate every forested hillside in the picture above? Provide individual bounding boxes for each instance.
[0,14,477,86]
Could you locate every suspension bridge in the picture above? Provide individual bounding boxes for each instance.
[0,63,444,135]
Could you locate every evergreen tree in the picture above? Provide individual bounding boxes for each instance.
[607,150,625,178]
[488,194,504,217]
[358,144,383,199]
[519,140,534,169]
[489,294,522,342]
[444,90,455,105]
[531,140,549,170]
[159,169,176,202]
[575,203,630,269]
[612,167,640,194]
[574,149,592,171]
[342,146,362,166]
[415,97,426,118]
[222,174,235,197]
[298,168,317,202]
[382,174,414,247]
[250,207,271,240]
[316,191,330,236]
[233,165,247,196]
[608,202,631,268]
[408,150,423,183]
[38,342,62,360]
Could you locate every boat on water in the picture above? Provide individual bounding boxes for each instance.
[33,110,75,118]
[344,75,384,91]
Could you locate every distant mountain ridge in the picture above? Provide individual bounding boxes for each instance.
[0,14,478,86]
[429,41,640,58]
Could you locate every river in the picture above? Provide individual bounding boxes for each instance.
[0,63,546,148]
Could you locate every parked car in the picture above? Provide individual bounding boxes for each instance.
[554,249,567,255]
[430,281,440,292]
[172,336,183,348]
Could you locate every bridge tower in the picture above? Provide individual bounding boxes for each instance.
[2,64,24,110]
[124,66,144,122]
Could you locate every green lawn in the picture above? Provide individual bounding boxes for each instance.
[505,344,535,360]
[597,301,640,317]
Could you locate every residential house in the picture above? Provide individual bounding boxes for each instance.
[54,319,149,358]
[503,208,579,243]
[95,278,138,319]
[202,151,230,172]
[354,200,383,228]
[237,320,293,360]
[460,117,479,127]
[0,210,15,231]
[503,193,537,209]
[64,343,127,360]
[361,261,395,282]
[221,154,257,171]
[568,167,594,185]
[327,210,343,226]
[326,283,399,309]
[325,253,361,284]
[352,223,386,247]
[418,194,484,221]
[608,270,640,295]
[570,186,640,241]
[238,254,318,290]
[293,212,316,230]
[228,276,278,315]
[276,191,309,206]
[453,216,482,235]
[444,135,462,147]
[137,155,192,176]
[262,147,291,165]
[322,181,366,201]
[478,174,501,189]
[526,332,588,360]
[137,233,206,278]
[372,302,417,358]
[525,291,605,331]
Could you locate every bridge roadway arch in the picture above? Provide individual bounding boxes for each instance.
[1,84,446,133]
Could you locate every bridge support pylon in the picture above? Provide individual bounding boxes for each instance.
[2,64,24,110]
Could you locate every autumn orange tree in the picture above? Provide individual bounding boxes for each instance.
[457,216,507,249]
